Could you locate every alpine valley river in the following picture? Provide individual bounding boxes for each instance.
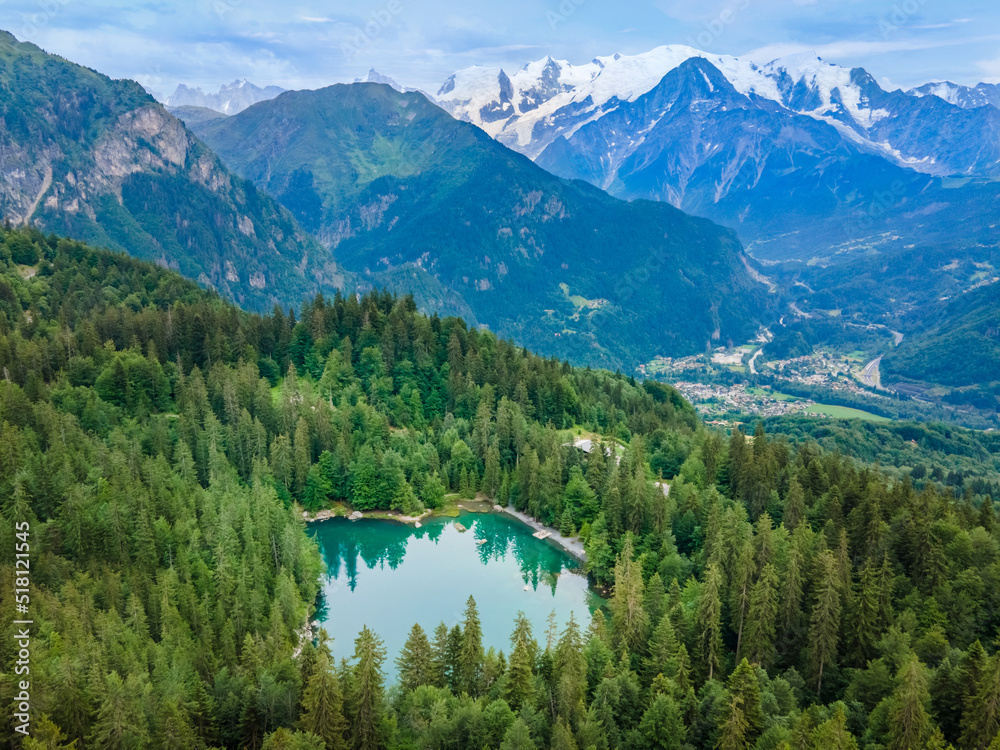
[309,511,605,680]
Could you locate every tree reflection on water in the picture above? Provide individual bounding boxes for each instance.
[314,513,582,594]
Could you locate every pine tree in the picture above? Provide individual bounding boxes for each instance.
[730,538,755,661]
[727,658,764,744]
[23,714,78,750]
[887,655,935,750]
[961,652,1000,750]
[784,478,806,530]
[550,718,579,750]
[395,623,435,692]
[610,536,649,656]
[88,672,151,750]
[459,596,484,696]
[430,622,450,688]
[299,650,349,750]
[351,625,386,750]
[744,563,779,669]
[553,613,587,722]
[979,496,995,532]
[811,705,859,750]
[505,615,536,709]
[695,562,724,681]
[809,549,843,698]
[483,443,501,498]
[638,692,686,750]
[851,561,887,665]
[559,508,576,537]
[499,719,535,750]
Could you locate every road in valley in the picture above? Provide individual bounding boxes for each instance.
[861,355,883,388]
[749,348,764,375]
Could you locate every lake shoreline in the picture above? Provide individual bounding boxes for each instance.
[301,499,589,564]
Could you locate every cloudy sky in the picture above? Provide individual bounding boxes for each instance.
[4,0,1000,98]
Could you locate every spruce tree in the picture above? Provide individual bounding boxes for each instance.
[395,623,435,693]
[695,562,724,681]
[351,626,386,750]
[887,655,935,750]
[961,652,1000,750]
[809,549,843,698]
[299,650,349,750]
[744,563,779,669]
[459,596,484,696]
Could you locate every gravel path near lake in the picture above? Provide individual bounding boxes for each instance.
[499,506,588,563]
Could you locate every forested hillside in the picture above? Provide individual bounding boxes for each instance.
[1,226,999,749]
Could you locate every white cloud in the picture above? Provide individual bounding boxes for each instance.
[744,34,1000,67]
[977,55,1000,83]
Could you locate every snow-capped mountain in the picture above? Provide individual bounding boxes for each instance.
[758,55,1000,176]
[436,46,1000,177]
[908,81,1000,111]
[434,45,1000,260]
[164,79,285,115]
[436,46,781,158]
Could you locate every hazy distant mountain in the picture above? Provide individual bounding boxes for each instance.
[354,68,403,91]
[909,81,1000,111]
[0,31,343,310]
[164,79,285,115]
[187,82,771,368]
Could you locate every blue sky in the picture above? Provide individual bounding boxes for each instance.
[4,0,1000,98]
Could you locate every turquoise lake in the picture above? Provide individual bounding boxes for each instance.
[309,511,604,680]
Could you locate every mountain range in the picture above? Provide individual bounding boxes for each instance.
[163,78,285,115]
[436,46,1000,262]
[184,82,770,368]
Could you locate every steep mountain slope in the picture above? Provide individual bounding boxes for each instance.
[0,30,343,310]
[189,82,771,369]
[163,78,285,114]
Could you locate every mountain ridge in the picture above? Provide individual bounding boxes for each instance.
[0,29,345,311]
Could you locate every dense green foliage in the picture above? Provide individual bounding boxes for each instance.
[883,283,1000,411]
[186,82,771,370]
[2,227,1000,750]
[762,416,1000,495]
[0,30,343,313]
